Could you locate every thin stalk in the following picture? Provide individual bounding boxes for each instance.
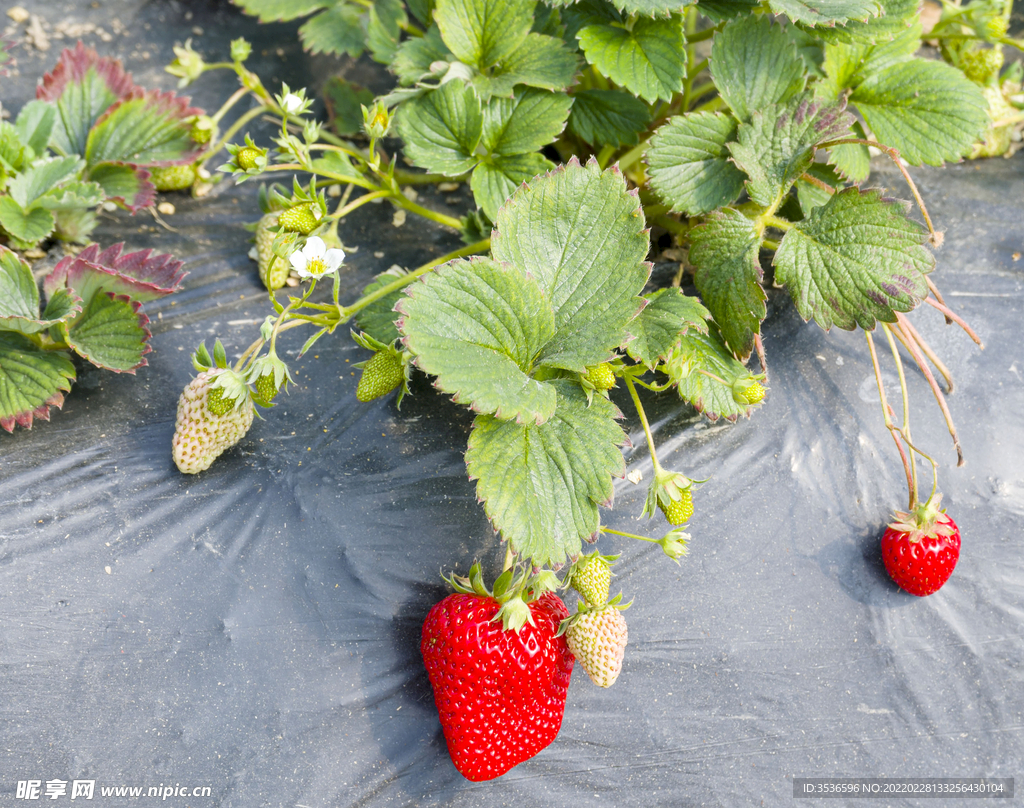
[210,86,249,125]
[926,277,953,325]
[600,526,660,544]
[651,214,692,239]
[817,137,936,236]
[687,24,723,42]
[889,319,965,467]
[696,367,729,386]
[617,141,649,172]
[330,189,390,219]
[866,328,916,509]
[754,333,767,376]
[895,313,955,393]
[799,172,836,195]
[503,545,515,572]
[624,374,665,475]
[198,103,269,169]
[923,296,984,346]
[881,322,920,505]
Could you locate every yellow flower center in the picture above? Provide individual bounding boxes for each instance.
[307,257,326,276]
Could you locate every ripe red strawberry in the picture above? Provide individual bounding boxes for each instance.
[421,583,574,781]
[565,605,628,688]
[881,496,961,596]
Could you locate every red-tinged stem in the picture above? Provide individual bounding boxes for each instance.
[799,172,836,195]
[867,327,918,509]
[754,333,768,377]
[897,314,955,393]
[923,297,985,347]
[817,138,936,237]
[925,277,953,325]
[890,318,965,468]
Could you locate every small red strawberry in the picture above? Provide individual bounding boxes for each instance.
[564,603,628,688]
[421,564,574,781]
[881,495,961,596]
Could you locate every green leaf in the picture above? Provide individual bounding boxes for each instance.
[397,256,558,423]
[87,162,156,212]
[688,208,766,359]
[407,0,435,25]
[231,0,330,22]
[0,122,27,173]
[0,332,75,432]
[773,187,934,331]
[37,42,141,158]
[0,198,55,245]
[578,16,686,103]
[667,329,759,421]
[490,158,650,372]
[0,248,42,330]
[728,96,853,210]
[611,0,696,12]
[85,91,202,168]
[695,0,758,22]
[392,25,452,85]
[7,156,84,208]
[559,0,623,44]
[299,5,366,56]
[471,153,553,221]
[465,380,625,566]
[710,16,807,123]
[803,0,919,44]
[15,100,56,158]
[323,78,375,137]
[481,88,574,156]
[567,88,652,148]
[396,80,483,175]
[35,181,106,211]
[434,0,534,68]
[355,267,406,344]
[850,59,989,166]
[472,33,579,98]
[646,111,746,215]
[768,0,879,27]
[820,19,921,98]
[309,149,362,182]
[625,287,710,369]
[59,292,152,372]
[367,0,407,63]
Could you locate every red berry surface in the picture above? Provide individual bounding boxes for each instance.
[881,513,961,596]
[421,591,574,781]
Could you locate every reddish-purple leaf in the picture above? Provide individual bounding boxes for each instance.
[87,162,156,212]
[44,242,187,304]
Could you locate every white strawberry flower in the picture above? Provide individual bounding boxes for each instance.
[289,236,344,281]
[281,92,303,114]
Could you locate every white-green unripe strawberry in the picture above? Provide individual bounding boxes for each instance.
[172,370,255,474]
[565,606,629,688]
[150,164,197,191]
[254,212,288,291]
[278,202,320,235]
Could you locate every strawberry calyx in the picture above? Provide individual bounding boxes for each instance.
[888,493,956,544]
[442,561,557,633]
[556,592,631,637]
[643,467,702,522]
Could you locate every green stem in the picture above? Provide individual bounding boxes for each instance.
[761,213,792,232]
[597,144,617,169]
[617,141,649,172]
[600,526,659,544]
[199,103,269,170]
[864,329,916,510]
[651,213,691,239]
[394,195,463,230]
[687,24,722,42]
[624,373,664,476]
[330,189,390,219]
[210,86,249,125]
[880,322,919,508]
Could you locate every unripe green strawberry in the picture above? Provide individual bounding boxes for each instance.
[237,146,261,171]
[571,553,612,606]
[150,164,196,191]
[172,370,255,474]
[356,350,403,402]
[959,46,1003,84]
[206,386,234,416]
[972,85,1016,158]
[189,119,213,144]
[585,363,616,390]
[736,380,766,405]
[565,606,628,688]
[660,488,693,525]
[278,202,320,235]
[254,372,280,402]
[254,212,288,291]
[984,15,1008,41]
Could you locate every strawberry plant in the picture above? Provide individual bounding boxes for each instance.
[165,0,1003,777]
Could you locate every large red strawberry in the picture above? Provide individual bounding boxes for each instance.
[421,564,574,781]
[881,495,961,597]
